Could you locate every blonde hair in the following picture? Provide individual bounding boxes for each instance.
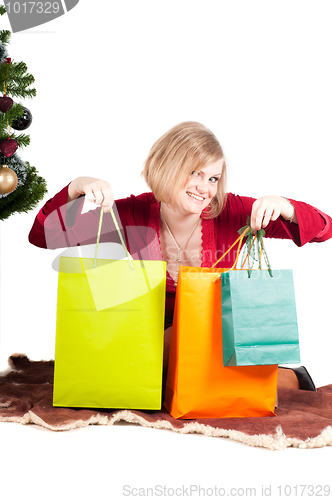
[142,121,227,218]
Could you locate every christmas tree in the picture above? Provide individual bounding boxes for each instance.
[0,4,47,220]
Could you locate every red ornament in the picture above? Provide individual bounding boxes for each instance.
[0,95,13,113]
[0,138,18,157]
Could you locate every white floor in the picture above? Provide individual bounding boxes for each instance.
[1,416,331,499]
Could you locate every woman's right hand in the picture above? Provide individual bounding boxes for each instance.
[68,176,115,212]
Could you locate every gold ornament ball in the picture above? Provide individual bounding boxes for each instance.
[0,165,18,194]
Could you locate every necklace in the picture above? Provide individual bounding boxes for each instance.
[160,207,200,284]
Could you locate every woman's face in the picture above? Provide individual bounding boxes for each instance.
[176,159,224,215]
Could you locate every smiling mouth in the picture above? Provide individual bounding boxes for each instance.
[186,192,205,202]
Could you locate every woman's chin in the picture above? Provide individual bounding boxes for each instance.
[183,202,207,215]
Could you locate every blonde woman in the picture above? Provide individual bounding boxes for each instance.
[29,122,332,391]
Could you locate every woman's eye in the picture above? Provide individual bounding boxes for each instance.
[209,177,219,183]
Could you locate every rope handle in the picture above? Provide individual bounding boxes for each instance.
[211,220,273,281]
[211,226,251,270]
[242,225,272,277]
[92,207,134,270]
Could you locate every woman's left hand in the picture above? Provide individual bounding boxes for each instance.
[250,196,297,232]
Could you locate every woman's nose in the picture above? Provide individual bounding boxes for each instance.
[196,177,208,193]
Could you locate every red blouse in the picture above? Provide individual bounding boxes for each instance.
[29,184,332,327]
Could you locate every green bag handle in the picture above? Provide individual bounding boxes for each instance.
[92,207,134,270]
[239,217,273,278]
[212,218,273,280]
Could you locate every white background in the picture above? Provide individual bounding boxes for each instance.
[0,1,332,498]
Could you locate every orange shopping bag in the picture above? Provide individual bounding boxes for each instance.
[164,228,278,419]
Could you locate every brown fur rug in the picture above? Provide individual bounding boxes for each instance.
[1,354,332,451]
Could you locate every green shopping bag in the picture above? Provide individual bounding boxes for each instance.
[53,208,166,409]
[84,258,165,311]
[214,224,301,367]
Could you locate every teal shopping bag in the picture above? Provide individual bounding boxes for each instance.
[213,222,301,367]
[221,269,301,366]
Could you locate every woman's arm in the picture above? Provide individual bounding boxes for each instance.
[29,177,117,249]
[28,178,155,256]
[222,193,332,248]
[247,195,332,245]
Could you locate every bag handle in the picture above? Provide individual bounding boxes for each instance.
[211,225,250,270]
[212,218,273,279]
[92,207,134,270]
[240,225,273,277]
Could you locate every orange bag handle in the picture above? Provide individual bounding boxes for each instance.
[211,226,251,271]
